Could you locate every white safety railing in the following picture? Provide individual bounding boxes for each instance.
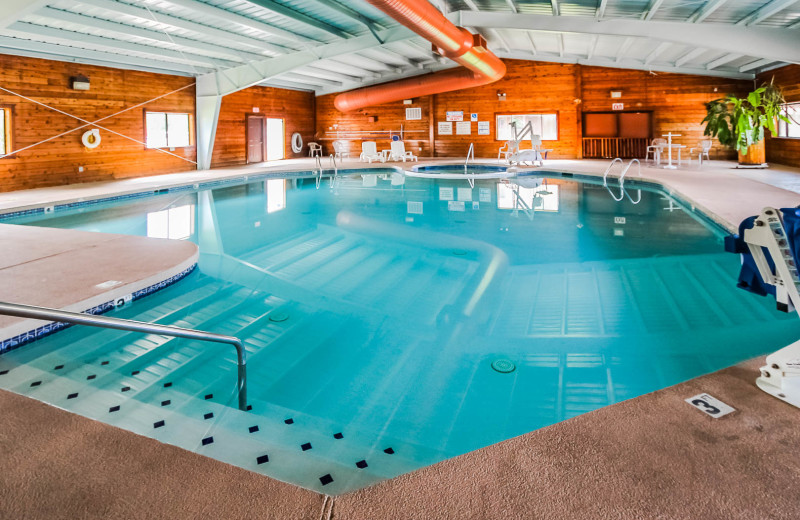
[329,154,338,188]
[315,154,323,189]
[603,158,642,204]
[465,143,476,188]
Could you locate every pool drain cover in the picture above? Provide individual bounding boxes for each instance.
[269,312,290,323]
[491,359,516,373]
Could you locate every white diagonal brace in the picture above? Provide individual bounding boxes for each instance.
[737,0,800,26]
[707,53,743,69]
[642,0,666,20]
[596,0,609,20]
[645,42,672,64]
[244,0,350,39]
[74,0,289,55]
[740,58,774,72]
[454,11,800,64]
[0,0,47,29]
[675,47,706,67]
[688,0,728,22]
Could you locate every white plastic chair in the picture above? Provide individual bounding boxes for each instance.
[390,141,417,162]
[308,142,322,158]
[645,138,666,164]
[498,140,519,163]
[359,141,384,163]
[689,139,713,165]
[332,140,350,159]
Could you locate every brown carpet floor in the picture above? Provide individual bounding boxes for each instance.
[2,358,799,520]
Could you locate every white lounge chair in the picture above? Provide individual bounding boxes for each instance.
[498,140,519,163]
[689,139,713,165]
[308,142,322,158]
[333,140,350,159]
[389,141,417,162]
[359,141,384,163]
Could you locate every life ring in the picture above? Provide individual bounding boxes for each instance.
[291,132,303,153]
[82,129,101,149]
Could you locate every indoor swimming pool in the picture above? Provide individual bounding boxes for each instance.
[1,170,799,495]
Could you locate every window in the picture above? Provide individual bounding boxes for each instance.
[145,112,192,148]
[147,205,195,240]
[496,114,557,141]
[497,182,559,212]
[266,179,286,213]
[0,107,10,156]
[777,103,800,138]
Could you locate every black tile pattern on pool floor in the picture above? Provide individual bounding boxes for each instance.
[109,405,120,413]
[131,370,140,376]
[53,365,63,371]
[319,474,333,486]
[161,400,171,406]
[384,447,394,454]
[30,381,41,387]
[256,454,269,465]
[121,386,130,392]
[163,382,172,388]
[248,425,259,433]
[284,418,294,425]
[204,394,213,400]
[202,436,213,446]
[0,370,9,375]
[333,432,344,439]
[356,460,368,469]
[204,412,214,420]
[87,375,96,380]
[153,420,165,428]
[67,393,78,399]
[100,361,109,366]
[301,442,312,451]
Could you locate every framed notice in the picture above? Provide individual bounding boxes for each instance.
[471,113,478,121]
[438,121,453,135]
[456,121,472,135]
[477,121,490,135]
[446,111,464,122]
[612,103,624,111]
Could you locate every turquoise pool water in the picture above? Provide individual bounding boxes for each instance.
[1,171,799,494]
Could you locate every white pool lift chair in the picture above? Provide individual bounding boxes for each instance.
[390,141,417,162]
[498,140,519,163]
[360,141,384,163]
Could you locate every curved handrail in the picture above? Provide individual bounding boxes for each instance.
[604,158,643,204]
[329,154,338,188]
[602,158,624,187]
[314,155,323,189]
[0,301,248,411]
[622,159,642,204]
[465,143,475,188]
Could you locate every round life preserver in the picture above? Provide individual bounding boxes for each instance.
[291,132,303,153]
[82,129,101,149]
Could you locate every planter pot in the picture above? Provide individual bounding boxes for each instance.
[737,140,767,168]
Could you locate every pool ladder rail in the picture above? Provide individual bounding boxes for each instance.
[464,143,476,188]
[314,155,339,189]
[0,301,248,411]
[603,158,642,204]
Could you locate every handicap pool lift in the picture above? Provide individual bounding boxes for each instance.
[741,207,800,408]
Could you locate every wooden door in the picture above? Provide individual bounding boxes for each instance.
[247,115,265,163]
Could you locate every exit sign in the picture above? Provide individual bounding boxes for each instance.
[612,103,624,110]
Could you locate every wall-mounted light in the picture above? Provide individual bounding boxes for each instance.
[403,99,413,105]
[610,90,622,98]
[70,74,90,91]
[497,91,506,101]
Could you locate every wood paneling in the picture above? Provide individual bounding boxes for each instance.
[211,86,315,168]
[759,64,800,167]
[0,54,197,192]
[317,60,751,161]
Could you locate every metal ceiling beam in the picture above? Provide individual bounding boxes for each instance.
[688,0,728,22]
[494,49,755,80]
[674,47,706,67]
[32,6,263,62]
[243,0,350,39]
[551,0,560,16]
[596,0,609,20]
[645,42,671,64]
[0,34,205,75]
[707,53,743,69]
[315,62,457,96]
[366,47,423,69]
[305,0,384,37]
[195,26,414,97]
[0,0,47,29]
[642,0,666,20]
[740,58,774,72]
[616,37,634,63]
[505,0,518,13]
[296,66,363,82]
[313,59,381,79]
[261,78,317,91]
[156,0,312,44]
[6,22,237,68]
[586,34,598,59]
[454,10,800,64]
[73,0,289,55]
[462,0,511,52]
[280,72,340,87]
[737,0,800,26]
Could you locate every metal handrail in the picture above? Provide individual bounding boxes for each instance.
[329,154,338,188]
[604,158,642,204]
[0,301,248,411]
[464,143,475,188]
[315,155,323,189]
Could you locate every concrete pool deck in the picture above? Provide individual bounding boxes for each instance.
[1,157,800,518]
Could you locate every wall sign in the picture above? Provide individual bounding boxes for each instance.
[471,113,478,121]
[447,200,466,212]
[477,121,490,135]
[439,187,454,201]
[438,121,453,135]
[685,393,736,418]
[456,121,472,135]
[446,111,464,121]
[612,103,624,111]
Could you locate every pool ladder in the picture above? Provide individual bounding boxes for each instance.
[314,155,339,189]
[603,158,642,204]
[0,301,248,411]
[464,143,475,188]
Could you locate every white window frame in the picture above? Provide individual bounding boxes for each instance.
[145,111,193,149]
[496,113,558,141]
[0,107,10,156]
[776,102,800,139]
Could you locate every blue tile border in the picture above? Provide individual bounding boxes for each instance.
[0,263,197,355]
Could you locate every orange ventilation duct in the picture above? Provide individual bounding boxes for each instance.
[333,0,506,112]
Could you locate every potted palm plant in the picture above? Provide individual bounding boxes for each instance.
[701,80,789,168]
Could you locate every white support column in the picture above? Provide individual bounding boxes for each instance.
[196,77,222,171]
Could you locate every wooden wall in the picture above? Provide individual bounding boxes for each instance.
[0,53,317,193]
[759,64,800,167]
[316,59,750,160]
[0,54,196,192]
[210,85,315,168]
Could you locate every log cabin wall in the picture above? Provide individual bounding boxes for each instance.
[316,59,750,160]
[210,85,316,168]
[0,54,197,193]
[759,64,800,167]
